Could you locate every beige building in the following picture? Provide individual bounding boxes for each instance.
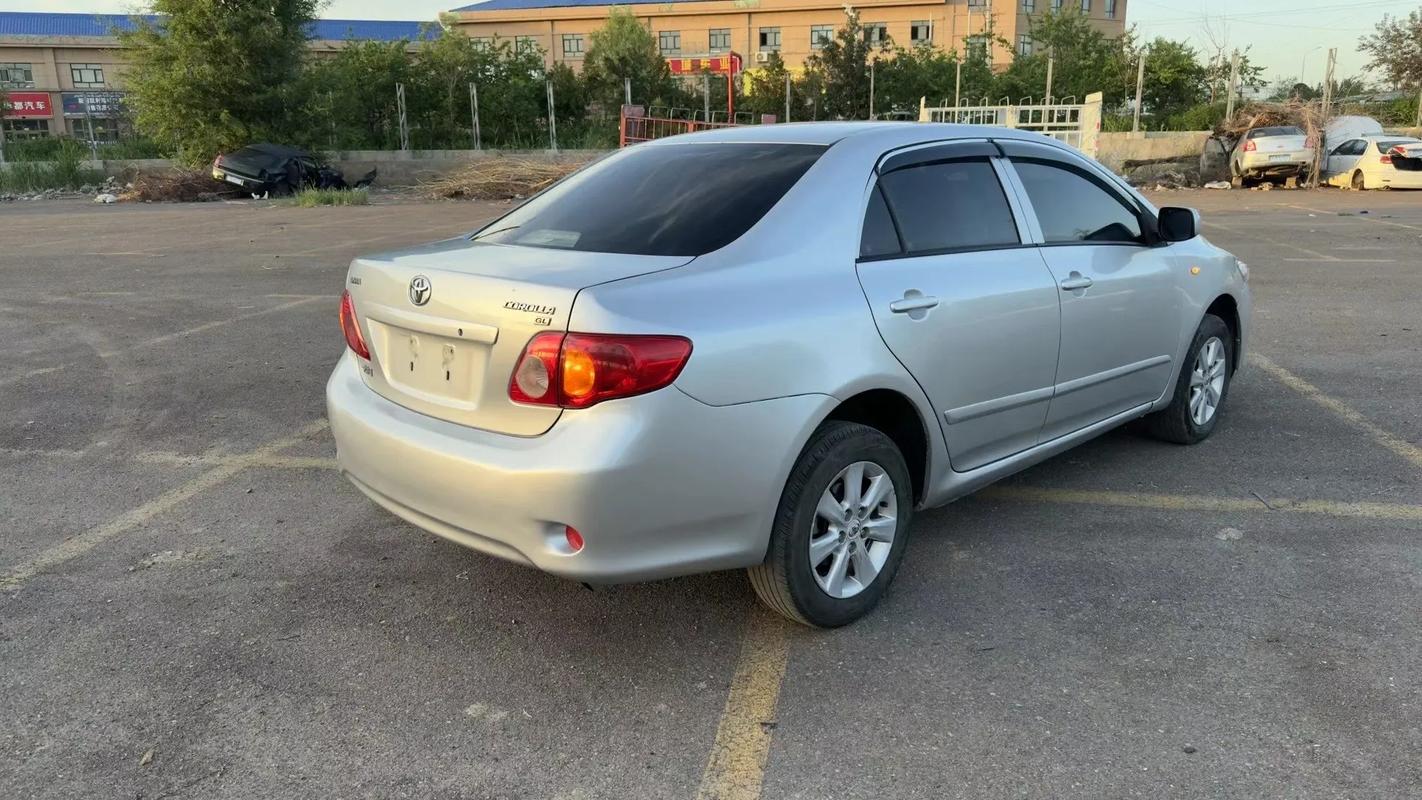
[0,12,429,141]
[448,0,1127,72]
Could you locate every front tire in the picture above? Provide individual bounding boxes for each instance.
[749,421,914,628]
[1146,314,1234,445]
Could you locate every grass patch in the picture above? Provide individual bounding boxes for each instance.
[0,138,102,193]
[292,188,369,207]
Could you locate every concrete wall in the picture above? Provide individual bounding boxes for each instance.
[1096,130,1212,173]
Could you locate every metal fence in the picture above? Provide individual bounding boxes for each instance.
[918,92,1104,158]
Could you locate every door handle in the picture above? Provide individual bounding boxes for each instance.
[889,296,940,314]
[1059,272,1094,291]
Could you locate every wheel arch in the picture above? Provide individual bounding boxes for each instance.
[1205,293,1242,371]
[822,388,932,505]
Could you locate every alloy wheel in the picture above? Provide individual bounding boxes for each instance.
[1189,336,1228,426]
[808,461,898,599]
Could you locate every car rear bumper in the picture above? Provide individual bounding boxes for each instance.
[1377,169,1422,188]
[1239,152,1313,174]
[326,352,830,582]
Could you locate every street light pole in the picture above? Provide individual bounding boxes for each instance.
[1300,46,1321,95]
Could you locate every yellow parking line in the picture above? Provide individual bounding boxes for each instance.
[0,420,328,591]
[695,609,791,800]
[1250,353,1422,471]
[983,485,1422,521]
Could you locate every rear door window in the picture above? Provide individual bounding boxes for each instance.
[473,142,825,257]
[874,160,1019,255]
[859,185,902,258]
[1012,160,1145,245]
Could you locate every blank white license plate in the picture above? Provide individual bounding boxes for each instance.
[224,174,246,186]
[1269,154,1292,162]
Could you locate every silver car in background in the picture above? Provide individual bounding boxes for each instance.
[1231,125,1314,186]
[327,123,1252,627]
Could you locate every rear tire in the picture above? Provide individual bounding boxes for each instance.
[1146,314,1234,445]
[748,421,914,628]
[1352,170,1366,190]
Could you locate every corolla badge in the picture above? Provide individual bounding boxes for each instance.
[408,275,432,306]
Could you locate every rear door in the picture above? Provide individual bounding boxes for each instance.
[1000,142,1181,441]
[855,143,1062,472]
[1327,138,1366,179]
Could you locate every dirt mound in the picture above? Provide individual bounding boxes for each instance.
[422,157,591,201]
[119,169,243,203]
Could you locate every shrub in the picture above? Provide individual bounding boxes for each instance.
[292,188,369,206]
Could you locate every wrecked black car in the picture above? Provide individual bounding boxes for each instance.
[212,144,376,196]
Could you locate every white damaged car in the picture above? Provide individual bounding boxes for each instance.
[1324,134,1422,190]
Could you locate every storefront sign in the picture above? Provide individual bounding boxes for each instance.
[4,91,53,118]
[62,91,125,117]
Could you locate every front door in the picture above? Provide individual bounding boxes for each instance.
[856,153,1061,472]
[1005,153,1181,441]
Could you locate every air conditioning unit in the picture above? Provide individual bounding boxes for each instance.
[755,51,770,63]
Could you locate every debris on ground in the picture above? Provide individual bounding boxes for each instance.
[422,157,591,201]
[118,169,243,203]
[1215,101,1323,142]
[1204,180,1232,190]
[94,193,118,204]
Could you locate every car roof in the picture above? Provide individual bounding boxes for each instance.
[642,121,1064,148]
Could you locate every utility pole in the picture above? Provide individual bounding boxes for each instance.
[624,77,632,106]
[785,72,791,122]
[868,60,876,120]
[703,72,710,121]
[1313,47,1337,188]
[954,58,962,120]
[469,83,481,150]
[1045,55,1054,104]
[1414,83,1422,130]
[546,79,558,152]
[1224,51,1240,122]
[1132,54,1145,133]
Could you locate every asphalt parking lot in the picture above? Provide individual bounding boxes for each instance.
[2,186,1420,800]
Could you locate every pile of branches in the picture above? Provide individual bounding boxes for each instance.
[1214,101,1324,142]
[118,168,242,202]
[422,157,590,201]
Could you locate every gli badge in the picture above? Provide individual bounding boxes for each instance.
[408,275,432,306]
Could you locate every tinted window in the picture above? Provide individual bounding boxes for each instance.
[876,160,1019,254]
[1013,160,1144,244]
[474,142,825,256]
[860,185,901,258]
[1248,126,1304,138]
[1376,139,1420,152]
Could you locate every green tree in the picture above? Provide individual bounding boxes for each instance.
[1136,38,1208,118]
[1360,10,1422,88]
[118,0,322,163]
[874,44,959,116]
[302,39,417,150]
[581,8,679,110]
[997,11,1133,106]
[805,9,891,119]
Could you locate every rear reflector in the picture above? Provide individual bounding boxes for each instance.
[339,290,370,360]
[565,526,584,552]
[509,332,692,409]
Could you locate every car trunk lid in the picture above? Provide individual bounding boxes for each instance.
[346,238,693,436]
[1255,134,1309,154]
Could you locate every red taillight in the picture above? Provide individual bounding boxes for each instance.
[508,332,692,409]
[1305,134,1317,148]
[339,290,370,360]
[564,525,584,552]
[1243,140,1256,152]
[1380,154,1393,165]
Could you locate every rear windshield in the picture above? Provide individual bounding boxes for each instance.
[1248,127,1304,138]
[472,142,826,257]
[1376,139,1421,152]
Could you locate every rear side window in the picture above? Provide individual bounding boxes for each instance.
[472,142,825,257]
[859,185,902,258]
[1376,139,1420,153]
[875,160,1019,255]
[1013,160,1144,245]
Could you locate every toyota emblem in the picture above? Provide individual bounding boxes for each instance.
[408,275,432,306]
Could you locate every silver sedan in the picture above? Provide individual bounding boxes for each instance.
[327,123,1252,627]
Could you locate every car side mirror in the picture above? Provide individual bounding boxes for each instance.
[1157,206,1200,243]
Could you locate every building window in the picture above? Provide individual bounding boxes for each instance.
[1,62,35,89]
[1021,0,1036,11]
[1051,0,1064,9]
[68,116,122,143]
[758,27,780,51]
[968,0,988,7]
[515,36,538,55]
[1080,0,1091,12]
[910,21,932,45]
[2,119,48,140]
[1017,34,1033,56]
[70,63,105,88]
[472,36,493,51]
[659,30,681,55]
[562,34,583,57]
[811,24,834,49]
[863,23,888,45]
[966,35,989,60]
[709,28,731,52]
[1104,0,1116,17]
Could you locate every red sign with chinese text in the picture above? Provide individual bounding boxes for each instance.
[5,92,53,118]
[667,53,743,76]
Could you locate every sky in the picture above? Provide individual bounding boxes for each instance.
[6,0,1419,84]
